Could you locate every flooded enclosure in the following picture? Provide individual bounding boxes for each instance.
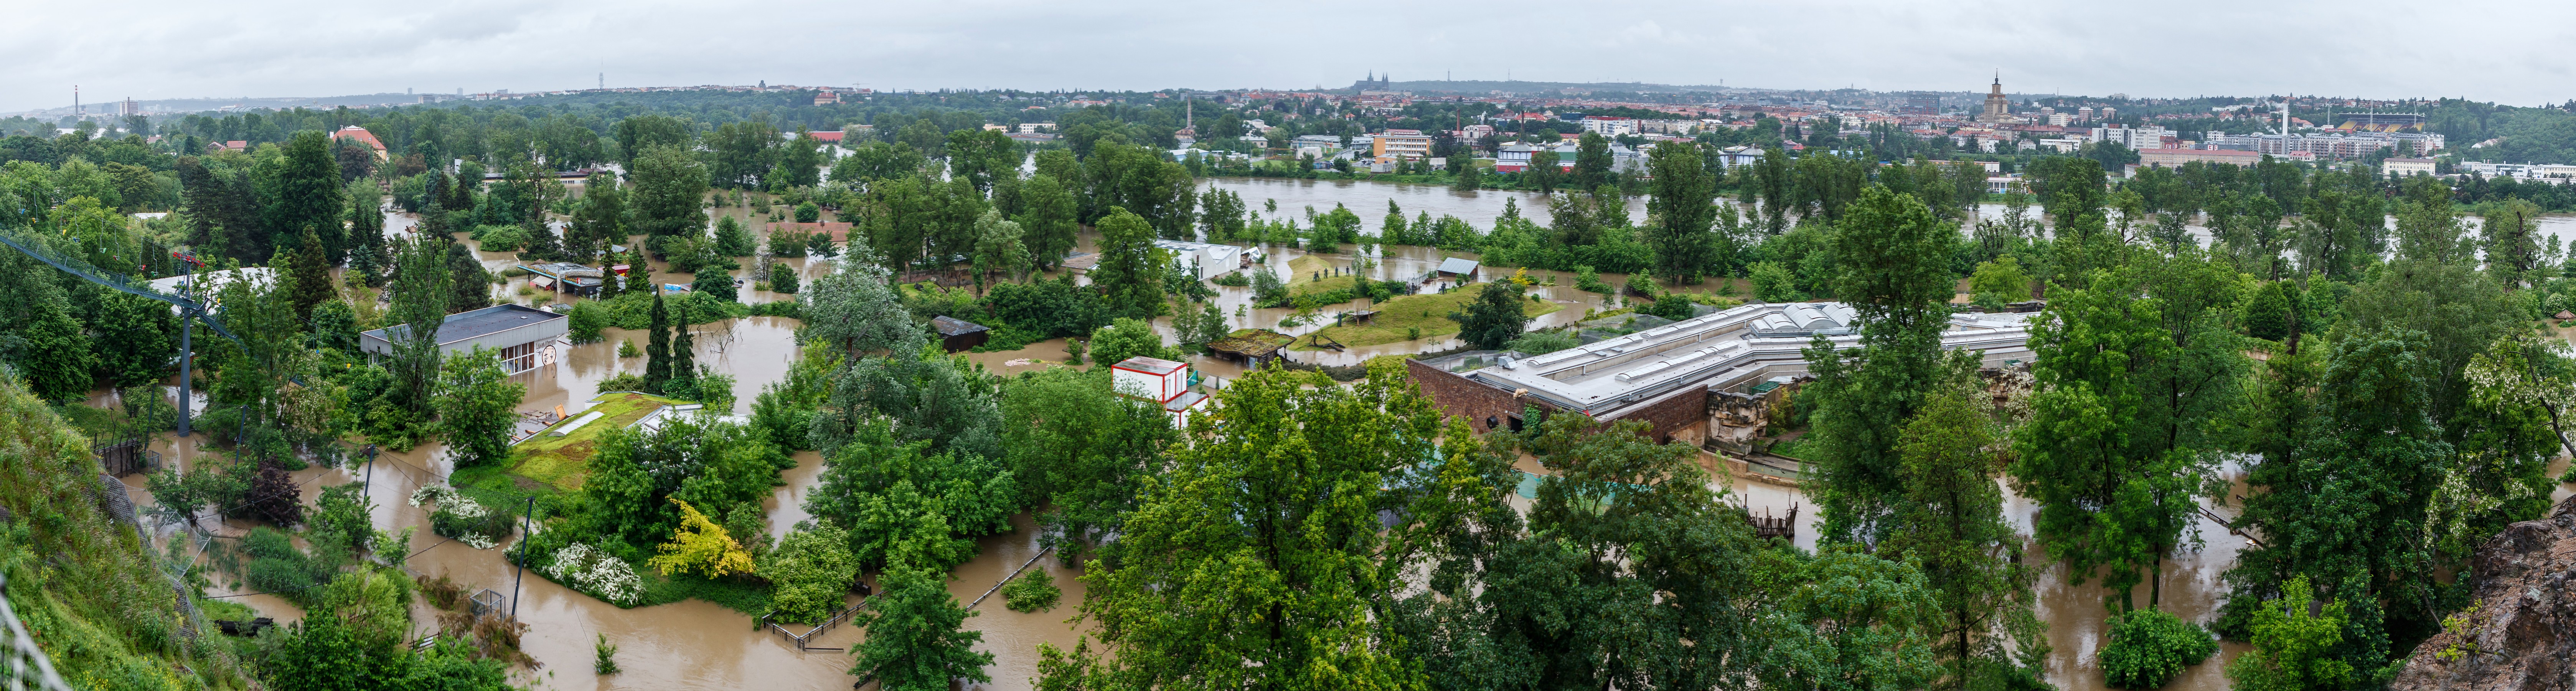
[102,205,2569,691]
[129,431,867,690]
[945,513,1094,691]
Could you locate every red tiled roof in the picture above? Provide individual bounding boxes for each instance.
[329,126,386,152]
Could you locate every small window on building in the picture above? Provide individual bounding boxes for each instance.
[1506,415,1524,433]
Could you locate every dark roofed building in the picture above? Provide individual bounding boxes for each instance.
[360,304,571,375]
[931,316,990,353]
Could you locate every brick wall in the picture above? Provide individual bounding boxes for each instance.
[1408,359,1709,442]
[1408,359,1549,434]
[1611,385,1710,444]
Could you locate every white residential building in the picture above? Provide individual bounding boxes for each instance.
[2382,158,2436,177]
[1372,129,1433,159]
[2090,126,2177,150]
[1716,145,1766,168]
[1292,134,1345,151]
[1579,116,1636,137]
[1154,240,1254,278]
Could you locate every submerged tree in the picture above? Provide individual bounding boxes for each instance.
[851,563,991,691]
[434,345,525,468]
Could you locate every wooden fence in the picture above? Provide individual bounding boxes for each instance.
[95,437,153,476]
[1747,505,1799,540]
[759,598,869,653]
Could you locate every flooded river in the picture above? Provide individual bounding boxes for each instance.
[1198,177,1646,229]
[1206,175,2576,252]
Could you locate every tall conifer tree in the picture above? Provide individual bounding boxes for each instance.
[644,291,672,389]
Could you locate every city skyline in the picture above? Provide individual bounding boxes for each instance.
[4,0,2570,113]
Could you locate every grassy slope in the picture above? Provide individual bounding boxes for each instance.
[1292,288,1562,350]
[0,378,246,688]
[1286,255,1356,298]
[504,393,674,491]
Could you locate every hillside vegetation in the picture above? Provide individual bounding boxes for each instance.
[0,374,247,689]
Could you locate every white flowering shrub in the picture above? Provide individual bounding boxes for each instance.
[409,485,509,550]
[544,542,644,606]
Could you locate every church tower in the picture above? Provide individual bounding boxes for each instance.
[1978,73,2014,124]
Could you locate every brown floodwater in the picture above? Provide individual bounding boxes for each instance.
[107,205,2574,691]
[1199,177,1647,230]
[2004,466,2254,691]
[1199,179,2576,258]
[945,512,1094,691]
[127,431,866,690]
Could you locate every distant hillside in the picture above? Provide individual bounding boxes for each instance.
[18,93,419,118]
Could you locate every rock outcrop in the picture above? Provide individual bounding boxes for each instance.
[2390,494,2576,691]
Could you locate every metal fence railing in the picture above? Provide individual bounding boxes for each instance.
[0,573,78,691]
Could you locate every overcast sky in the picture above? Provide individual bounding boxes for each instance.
[8,0,2572,113]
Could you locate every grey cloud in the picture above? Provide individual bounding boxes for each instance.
[6,0,2573,112]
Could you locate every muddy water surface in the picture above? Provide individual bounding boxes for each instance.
[120,205,2574,691]
[132,432,864,690]
[945,513,1093,691]
[1199,177,1646,230]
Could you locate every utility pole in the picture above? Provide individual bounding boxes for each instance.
[175,255,198,436]
[511,497,533,618]
[176,305,190,436]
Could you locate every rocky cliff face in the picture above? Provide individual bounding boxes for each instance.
[2391,495,2576,691]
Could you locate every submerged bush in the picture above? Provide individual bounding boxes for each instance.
[411,485,511,550]
[760,525,861,624]
[543,542,645,606]
[2101,608,2219,689]
[1000,569,1060,613]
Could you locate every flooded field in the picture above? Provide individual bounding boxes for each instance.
[104,202,2573,691]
